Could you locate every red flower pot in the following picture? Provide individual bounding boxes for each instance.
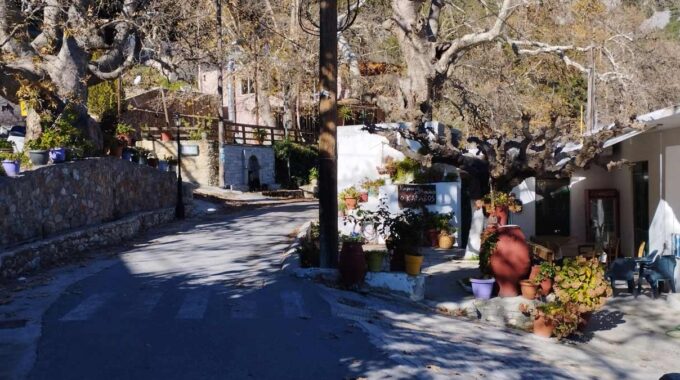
[490,225,531,297]
[426,229,439,247]
[359,192,369,202]
[161,132,173,142]
[520,279,538,300]
[345,197,358,210]
[339,242,367,287]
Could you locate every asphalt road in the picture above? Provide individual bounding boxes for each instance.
[25,203,393,379]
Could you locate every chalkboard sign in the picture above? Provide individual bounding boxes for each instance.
[398,184,436,207]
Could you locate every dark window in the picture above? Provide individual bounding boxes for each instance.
[535,178,571,236]
[241,79,254,95]
[632,161,649,253]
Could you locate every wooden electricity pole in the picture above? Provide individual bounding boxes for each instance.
[318,0,339,268]
[215,0,225,188]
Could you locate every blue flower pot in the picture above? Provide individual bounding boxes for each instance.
[49,147,66,163]
[2,159,20,177]
[122,149,134,161]
[158,160,169,171]
[470,278,495,300]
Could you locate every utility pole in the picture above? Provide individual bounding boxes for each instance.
[318,0,339,268]
[215,0,225,188]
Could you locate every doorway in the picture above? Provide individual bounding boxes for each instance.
[248,155,261,190]
[632,161,649,254]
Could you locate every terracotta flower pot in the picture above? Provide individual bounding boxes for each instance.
[539,278,553,296]
[110,146,123,158]
[161,132,173,142]
[438,234,455,249]
[529,265,541,281]
[493,206,509,226]
[426,229,439,247]
[404,254,423,276]
[520,279,538,300]
[359,192,369,202]
[338,242,367,286]
[489,225,531,297]
[533,316,554,338]
[344,197,358,210]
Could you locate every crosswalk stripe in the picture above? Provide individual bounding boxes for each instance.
[60,293,115,321]
[126,290,163,319]
[230,299,256,319]
[176,290,211,320]
[281,291,310,319]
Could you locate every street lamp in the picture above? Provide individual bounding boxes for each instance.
[174,113,185,219]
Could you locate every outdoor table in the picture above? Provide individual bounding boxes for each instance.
[635,257,654,294]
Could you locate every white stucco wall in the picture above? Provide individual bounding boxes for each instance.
[337,125,405,191]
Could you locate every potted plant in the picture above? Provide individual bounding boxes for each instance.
[161,130,173,142]
[0,152,23,177]
[470,228,499,299]
[482,191,522,226]
[24,138,50,165]
[520,302,582,339]
[532,261,556,296]
[339,233,367,286]
[520,279,539,300]
[434,212,454,249]
[338,200,347,217]
[147,152,159,168]
[135,147,150,165]
[116,123,136,146]
[389,209,424,275]
[166,156,178,172]
[365,250,386,272]
[0,140,14,154]
[254,128,268,145]
[339,186,360,211]
[158,155,172,171]
[308,167,319,186]
[423,210,440,247]
[553,257,612,329]
[360,177,385,197]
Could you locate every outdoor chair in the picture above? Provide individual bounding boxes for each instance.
[606,258,636,295]
[642,255,677,298]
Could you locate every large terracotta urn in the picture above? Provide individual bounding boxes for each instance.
[339,242,367,286]
[489,225,531,297]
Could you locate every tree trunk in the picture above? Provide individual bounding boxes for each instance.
[28,37,103,150]
[256,68,276,127]
[465,200,485,260]
[282,82,296,139]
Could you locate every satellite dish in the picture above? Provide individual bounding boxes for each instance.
[133,75,142,85]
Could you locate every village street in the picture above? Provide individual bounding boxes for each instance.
[1,203,396,379]
[1,202,678,380]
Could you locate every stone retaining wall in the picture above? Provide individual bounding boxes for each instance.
[0,208,175,280]
[0,158,177,250]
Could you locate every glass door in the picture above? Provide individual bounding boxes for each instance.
[586,189,619,244]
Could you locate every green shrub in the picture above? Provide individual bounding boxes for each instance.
[273,139,319,189]
[553,257,612,314]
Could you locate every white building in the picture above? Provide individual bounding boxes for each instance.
[511,105,680,261]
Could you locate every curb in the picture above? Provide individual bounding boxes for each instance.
[280,220,314,273]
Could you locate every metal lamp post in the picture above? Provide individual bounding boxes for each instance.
[174,113,185,219]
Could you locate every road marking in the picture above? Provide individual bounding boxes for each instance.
[126,290,163,319]
[230,299,256,319]
[60,293,115,321]
[281,291,310,319]
[176,290,211,320]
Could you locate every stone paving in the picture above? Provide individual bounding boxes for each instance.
[322,245,680,379]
